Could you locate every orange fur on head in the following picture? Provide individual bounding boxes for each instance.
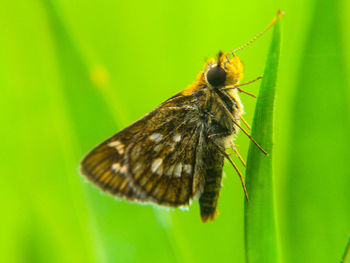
[182,52,244,96]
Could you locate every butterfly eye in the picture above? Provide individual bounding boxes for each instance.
[206,66,226,87]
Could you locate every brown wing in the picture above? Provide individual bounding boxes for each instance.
[80,141,141,200]
[80,93,205,207]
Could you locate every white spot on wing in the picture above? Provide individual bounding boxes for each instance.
[108,140,125,154]
[149,133,163,143]
[173,133,181,142]
[151,158,163,175]
[184,164,192,174]
[174,163,183,177]
[111,163,128,174]
[120,165,128,174]
[111,163,121,172]
[166,165,175,176]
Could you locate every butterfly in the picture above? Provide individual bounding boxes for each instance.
[80,14,279,222]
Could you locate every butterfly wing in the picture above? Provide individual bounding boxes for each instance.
[80,140,141,200]
[80,93,205,207]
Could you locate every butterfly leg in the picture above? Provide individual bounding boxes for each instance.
[208,132,246,167]
[240,116,251,130]
[215,93,268,155]
[221,76,262,98]
[230,142,246,167]
[207,131,232,142]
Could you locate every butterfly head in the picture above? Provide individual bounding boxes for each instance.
[182,51,244,96]
[204,51,244,88]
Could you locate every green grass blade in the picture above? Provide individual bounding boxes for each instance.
[283,0,350,262]
[244,13,282,263]
[341,236,350,263]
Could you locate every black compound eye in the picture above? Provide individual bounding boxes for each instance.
[206,66,226,87]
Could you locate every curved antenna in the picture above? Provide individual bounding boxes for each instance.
[231,9,284,55]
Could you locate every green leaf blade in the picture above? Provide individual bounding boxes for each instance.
[244,14,282,263]
[283,0,350,262]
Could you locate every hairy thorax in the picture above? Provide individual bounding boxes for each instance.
[210,88,244,149]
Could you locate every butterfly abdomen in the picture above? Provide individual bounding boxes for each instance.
[199,145,225,222]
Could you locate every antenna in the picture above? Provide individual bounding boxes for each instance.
[231,9,284,55]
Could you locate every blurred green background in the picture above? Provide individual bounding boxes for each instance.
[1,0,349,262]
